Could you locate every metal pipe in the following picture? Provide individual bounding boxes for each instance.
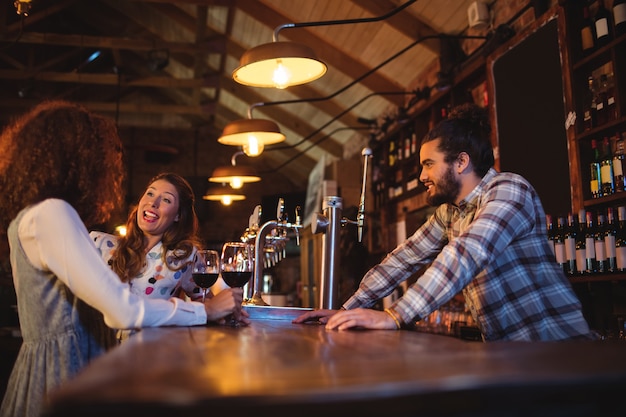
[312,196,343,309]
[247,220,277,306]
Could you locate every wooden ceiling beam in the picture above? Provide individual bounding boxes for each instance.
[0,31,225,55]
[0,68,219,88]
[0,97,215,117]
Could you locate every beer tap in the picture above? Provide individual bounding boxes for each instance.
[311,147,372,309]
[247,199,303,306]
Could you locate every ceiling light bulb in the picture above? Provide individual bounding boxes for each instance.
[272,61,291,89]
[14,0,32,16]
[230,177,244,189]
[221,196,233,206]
[242,135,265,157]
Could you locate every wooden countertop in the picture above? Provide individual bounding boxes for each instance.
[43,307,626,417]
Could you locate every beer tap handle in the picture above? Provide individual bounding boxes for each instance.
[249,205,262,231]
[276,198,285,222]
[358,147,373,242]
[294,206,301,245]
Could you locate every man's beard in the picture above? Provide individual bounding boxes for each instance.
[426,165,461,206]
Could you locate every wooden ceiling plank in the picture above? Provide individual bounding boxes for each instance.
[0,31,225,55]
[0,69,219,88]
[351,0,440,53]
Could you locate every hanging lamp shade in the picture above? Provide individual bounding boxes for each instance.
[202,187,246,206]
[232,41,327,89]
[218,119,286,157]
[209,165,261,189]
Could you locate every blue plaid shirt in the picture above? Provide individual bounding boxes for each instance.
[344,169,594,341]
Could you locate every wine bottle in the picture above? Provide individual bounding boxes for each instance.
[564,212,578,274]
[583,75,598,131]
[594,0,613,47]
[595,211,608,273]
[616,206,626,272]
[590,139,602,198]
[546,214,556,258]
[605,207,618,272]
[554,216,568,273]
[576,209,588,274]
[581,3,596,55]
[605,70,617,122]
[613,132,625,192]
[585,210,599,273]
[614,0,626,37]
[595,73,609,126]
[600,136,615,196]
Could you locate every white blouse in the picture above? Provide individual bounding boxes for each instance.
[16,198,207,329]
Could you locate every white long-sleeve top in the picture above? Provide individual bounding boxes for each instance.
[16,198,207,329]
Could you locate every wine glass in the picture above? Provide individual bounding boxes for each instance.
[192,249,220,302]
[220,242,253,326]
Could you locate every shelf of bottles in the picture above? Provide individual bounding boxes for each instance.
[568,0,626,209]
[547,205,626,282]
[371,117,430,211]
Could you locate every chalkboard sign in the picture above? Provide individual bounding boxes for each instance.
[491,16,572,217]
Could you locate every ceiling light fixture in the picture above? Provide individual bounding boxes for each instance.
[209,151,261,189]
[202,186,246,206]
[217,117,285,157]
[14,0,32,16]
[232,0,418,89]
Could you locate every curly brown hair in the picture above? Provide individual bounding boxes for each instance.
[110,172,202,282]
[0,100,125,230]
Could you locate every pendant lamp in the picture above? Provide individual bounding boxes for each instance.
[232,0,418,89]
[209,151,261,189]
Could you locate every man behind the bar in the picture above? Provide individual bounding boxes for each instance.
[294,103,595,342]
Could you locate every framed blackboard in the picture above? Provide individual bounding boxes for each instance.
[490,15,572,217]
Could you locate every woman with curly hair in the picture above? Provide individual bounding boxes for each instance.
[0,101,247,417]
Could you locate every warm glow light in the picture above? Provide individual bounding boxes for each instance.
[203,189,246,206]
[208,162,261,188]
[242,135,265,157]
[232,42,327,89]
[230,177,243,189]
[272,61,291,89]
[218,119,285,157]
[115,225,127,236]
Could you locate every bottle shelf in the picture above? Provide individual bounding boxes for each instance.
[572,32,626,71]
[569,272,626,283]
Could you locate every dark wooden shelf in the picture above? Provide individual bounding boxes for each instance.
[569,272,626,283]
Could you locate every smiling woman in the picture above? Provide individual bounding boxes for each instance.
[91,172,203,300]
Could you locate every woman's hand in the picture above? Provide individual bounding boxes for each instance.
[204,287,250,325]
[325,308,399,330]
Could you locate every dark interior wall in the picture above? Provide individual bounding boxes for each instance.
[493,18,572,217]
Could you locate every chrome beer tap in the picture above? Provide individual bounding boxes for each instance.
[311,147,372,309]
[246,199,303,306]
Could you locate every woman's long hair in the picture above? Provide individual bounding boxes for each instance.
[0,100,124,230]
[110,173,202,282]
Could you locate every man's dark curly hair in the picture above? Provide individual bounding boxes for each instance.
[0,100,125,230]
[422,103,494,177]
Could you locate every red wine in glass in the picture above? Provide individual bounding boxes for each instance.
[221,242,253,326]
[192,273,219,290]
[221,271,251,288]
[193,249,220,302]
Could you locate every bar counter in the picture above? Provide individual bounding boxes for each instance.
[44,307,626,417]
